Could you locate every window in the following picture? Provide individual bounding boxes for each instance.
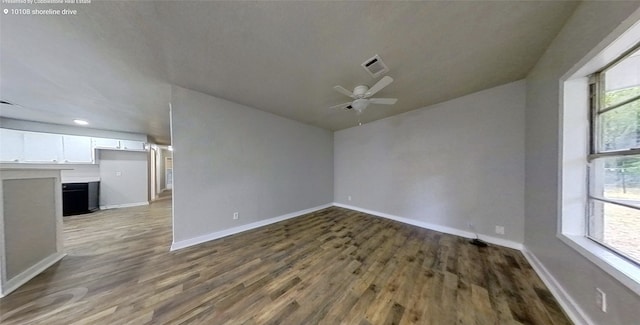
[588,44,640,265]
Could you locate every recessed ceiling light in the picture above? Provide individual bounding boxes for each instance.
[73,119,89,125]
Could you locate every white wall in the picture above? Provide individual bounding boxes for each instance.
[98,150,149,208]
[334,80,525,245]
[170,86,333,243]
[525,2,640,325]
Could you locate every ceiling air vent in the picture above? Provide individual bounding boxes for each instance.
[361,54,389,78]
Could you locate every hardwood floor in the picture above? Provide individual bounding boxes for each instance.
[0,201,572,324]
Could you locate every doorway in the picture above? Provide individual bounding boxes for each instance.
[149,145,173,201]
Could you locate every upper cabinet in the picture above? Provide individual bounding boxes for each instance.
[0,128,147,165]
[93,138,145,151]
[24,132,64,163]
[62,135,93,163]
[0,129,25,162]
[92,137,120,150]
[119,140,145,151]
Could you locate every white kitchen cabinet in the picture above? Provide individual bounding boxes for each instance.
[62,135,93,163]
[119,140,145,151]
[0,129,24,162]
[92,137,120,149]
[1,131,146,165]
[23,132,63,163]
[92,138,145,151]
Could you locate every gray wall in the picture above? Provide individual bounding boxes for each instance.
[98,150,149,207]
[3,178,57,279]
[334,80,525,244]
[171,86,333,243]
[525,2,640,324]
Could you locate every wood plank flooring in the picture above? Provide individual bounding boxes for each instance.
[0,200,572,324]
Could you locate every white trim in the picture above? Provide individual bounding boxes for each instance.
[522,247,593,325]
[557,13,640,297]
[170,203,333,251]
[333,203,523,250]
[61,177,101,183]
[0,252,66,298]
[558,233,640,296]
[564,16,640,80]
[100,201,149,210]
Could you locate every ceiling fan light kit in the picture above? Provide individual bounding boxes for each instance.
[330,75,398,116]
[351,98,369,113]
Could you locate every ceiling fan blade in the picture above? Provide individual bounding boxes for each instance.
[330,102,353,110]
[368,98,397,105]
[333,85,355,98]
[365,76,393,97]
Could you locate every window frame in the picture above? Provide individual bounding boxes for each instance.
[586,43,640,266]
[558,20,640,297]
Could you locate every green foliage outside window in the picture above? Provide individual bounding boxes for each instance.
[601,87,640,190]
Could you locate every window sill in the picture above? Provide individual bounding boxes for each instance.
[558,233,640,296]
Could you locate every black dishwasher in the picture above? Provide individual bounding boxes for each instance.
[62,182,100,216]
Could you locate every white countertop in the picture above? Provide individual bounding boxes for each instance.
[0,163,73,171]
[62,177,101,183]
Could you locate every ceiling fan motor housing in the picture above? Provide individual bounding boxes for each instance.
[353,85,369,98]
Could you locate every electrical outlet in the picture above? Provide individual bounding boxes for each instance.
[596,288,607,312]
[233,212,239,220]
[348,196,352,201]
[115,171,122,176]
[495,225,505,235]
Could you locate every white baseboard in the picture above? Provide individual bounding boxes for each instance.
[522,247,593,325]
[0,252,66,298]
[170,203,333,251]
[100,201,149,210]
[333,203,523,250]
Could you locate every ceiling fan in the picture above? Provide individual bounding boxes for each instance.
[330,76,398,114]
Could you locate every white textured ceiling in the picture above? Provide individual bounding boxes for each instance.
[0,1,579,144]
